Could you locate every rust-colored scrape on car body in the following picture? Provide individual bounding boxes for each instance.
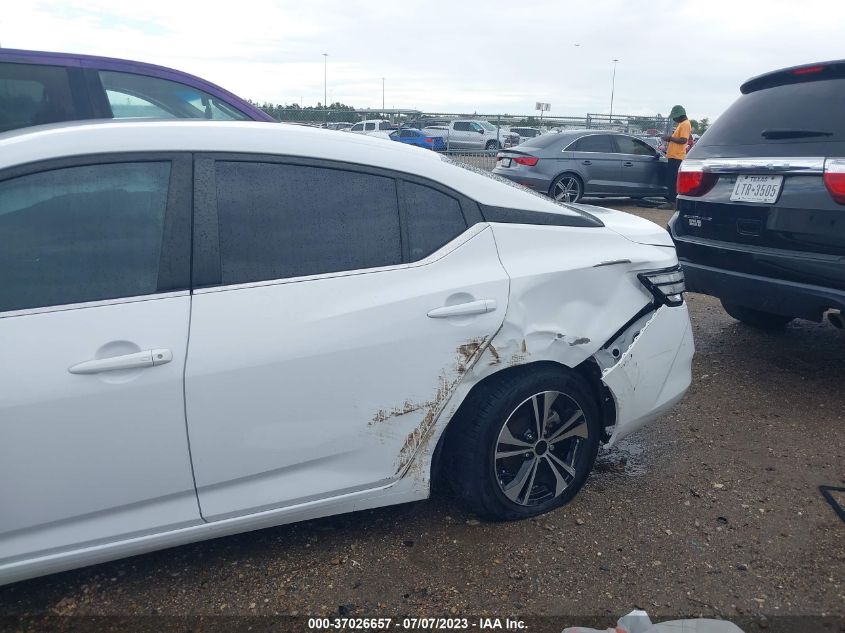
[370,401,425,426]
[392,336,488,474]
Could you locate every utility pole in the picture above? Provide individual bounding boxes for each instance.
[609,59,619,127]
[322,53,328,126]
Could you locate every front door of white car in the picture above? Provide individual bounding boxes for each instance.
[184,157,509,520]
[0,156,200,566]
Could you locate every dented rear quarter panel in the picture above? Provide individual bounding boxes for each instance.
[394,221,693,494]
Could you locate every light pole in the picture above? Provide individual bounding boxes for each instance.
[609,59,619,126]
[322,53,328,125]
[382,77,385,113]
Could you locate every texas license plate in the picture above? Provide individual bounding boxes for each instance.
[499,158,512,168]
[730,175,783,203]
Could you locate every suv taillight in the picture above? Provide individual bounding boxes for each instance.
[677,159,718,196]
[823,158,845,204]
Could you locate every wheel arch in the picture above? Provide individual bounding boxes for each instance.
[430,358,615,489]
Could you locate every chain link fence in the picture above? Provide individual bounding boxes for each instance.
[252,105,674,171]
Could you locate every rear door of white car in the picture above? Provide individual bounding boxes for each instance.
[0,154,200,565]
[185,155,509,520]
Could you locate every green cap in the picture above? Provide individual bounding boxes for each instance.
[669,105,687,119]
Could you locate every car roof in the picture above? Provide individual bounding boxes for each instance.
[0,120,583,217]
[0,48,274,122]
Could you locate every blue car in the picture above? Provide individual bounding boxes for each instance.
[389,128,447,151]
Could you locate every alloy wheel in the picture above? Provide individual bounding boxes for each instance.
[494,391,589,506]
[553,177,581,203]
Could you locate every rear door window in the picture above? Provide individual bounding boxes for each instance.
[0,62,77,132]
[99,71,250,120]
[214,162,402,284]
[572,135,614,153]
[364,122,376,131]
[700,78,845,147]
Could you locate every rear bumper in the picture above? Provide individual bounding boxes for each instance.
[601,304,694,446]
[670,213,845,320]
[681,260,845,320]
[491,169,549,193]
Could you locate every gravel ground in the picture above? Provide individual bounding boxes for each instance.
[1,202,843,631]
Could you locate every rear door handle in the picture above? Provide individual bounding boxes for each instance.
[623,161,634,167]
[69,349,173,375]
[581,160,592,165]
[427,299,497,318]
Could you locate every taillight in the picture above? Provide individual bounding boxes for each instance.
[791,65,825,76]
[677,159,717,196]
[424,137,433,143]
[824,158,845,204]
[513,156,539,167]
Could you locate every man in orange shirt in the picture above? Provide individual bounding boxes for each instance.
[660,104,692,207]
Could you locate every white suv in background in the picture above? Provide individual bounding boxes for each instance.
[0,120,693,585]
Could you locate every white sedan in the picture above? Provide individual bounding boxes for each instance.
[0,120,694,585]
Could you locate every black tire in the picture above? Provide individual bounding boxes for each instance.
[448,366,601,521]
[549,173,583,204]
[485,140,500,150]
[721,300,794,329]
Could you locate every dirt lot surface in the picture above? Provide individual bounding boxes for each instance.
[1,202,843,631]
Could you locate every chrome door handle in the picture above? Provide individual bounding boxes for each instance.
[427,299,497,319]
[69,349,173,375]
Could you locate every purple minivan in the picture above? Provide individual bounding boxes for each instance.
[0,48,275,133]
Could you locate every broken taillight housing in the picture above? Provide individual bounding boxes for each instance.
[638,266,686,306]
[677,159,718,197]
[823,158,845,204]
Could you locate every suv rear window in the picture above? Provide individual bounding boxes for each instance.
[699,78,845,147]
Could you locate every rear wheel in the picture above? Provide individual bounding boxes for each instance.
[721,300,794,329]
[550,173,583,203]
[485,140,500,150]
[448,366,601,521]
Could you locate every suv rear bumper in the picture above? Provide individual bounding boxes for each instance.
[669,212,845,320]
[681,259,845,321]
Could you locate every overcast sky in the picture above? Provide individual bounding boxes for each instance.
[3,0,844,121]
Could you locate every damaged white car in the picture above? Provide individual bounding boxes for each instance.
[0,120,693,584]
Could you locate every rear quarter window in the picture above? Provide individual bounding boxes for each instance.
[700,78,845,147]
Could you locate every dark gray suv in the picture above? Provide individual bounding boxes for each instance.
[669,60,845,329]
[493,130,668,203]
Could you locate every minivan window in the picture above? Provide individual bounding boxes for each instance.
[215,162,402,285]
[0,162,171,312]
[0,62,76,132]
[699,78,845,147]
[99,71,250,120]
[403,182,467,261]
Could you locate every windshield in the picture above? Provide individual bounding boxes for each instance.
[480,121,497,131]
